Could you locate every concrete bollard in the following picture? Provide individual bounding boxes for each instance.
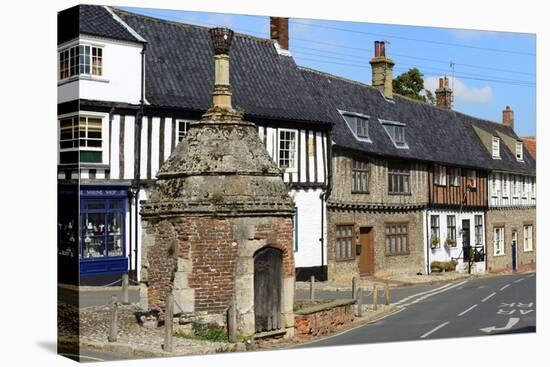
[122,273,129,305]
[356,287,363,317]
[310,275,315,300]
[352,276,358,300]
[373,284,378,311]
[163,293,174,352]
[108,295,118,342]
[227,301,237,343]
[385,283,391,305]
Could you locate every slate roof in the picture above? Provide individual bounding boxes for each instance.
[111,8,333,126]
[300,67,535,175]
[70,5,144,44]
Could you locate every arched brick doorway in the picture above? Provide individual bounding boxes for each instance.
[254,247,282,332]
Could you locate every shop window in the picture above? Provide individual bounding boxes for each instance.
[385,223,409,255]
[81,198,125,259]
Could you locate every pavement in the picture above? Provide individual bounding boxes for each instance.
[58,284,140,308]
[295,272,536,348]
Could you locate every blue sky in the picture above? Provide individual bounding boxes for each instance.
[120,6,536,137]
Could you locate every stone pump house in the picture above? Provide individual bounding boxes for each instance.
[140,28,296,337]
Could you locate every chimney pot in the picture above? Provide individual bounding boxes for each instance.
[503,106,514,129]
[270,17,289,50]
[435,75,453,110]
[370,41,394,99]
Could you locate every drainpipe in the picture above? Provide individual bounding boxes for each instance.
[132,42,147,282]
[425,209,430,275]
[319,130,333,281]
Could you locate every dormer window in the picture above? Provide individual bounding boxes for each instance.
[380,119,408,149]
[59,44,103,81]
[515,141,524,161]
[340,111,371,141]
[492,136,500,158]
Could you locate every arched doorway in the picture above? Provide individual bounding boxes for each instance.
[254,247,282,333]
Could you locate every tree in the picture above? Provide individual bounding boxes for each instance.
[392,67,435,105]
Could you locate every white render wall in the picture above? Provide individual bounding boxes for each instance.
[289,188,326,269]
[58,35,142,104]
[488,172,536,207]
[426,209,486,274]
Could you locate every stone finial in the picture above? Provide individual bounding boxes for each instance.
[209,28,235,111]
[209,27,234,55]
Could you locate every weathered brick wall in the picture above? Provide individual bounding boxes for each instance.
[486,207,536,273]
[331,150,429,205]
[327,209,425,282]
[294,302,355,340]
[144,215,294,318]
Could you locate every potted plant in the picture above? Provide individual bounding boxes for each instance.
[444,237,456,249]
[430,236,440,249]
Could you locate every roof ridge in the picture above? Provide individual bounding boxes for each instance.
[111,7,274,45]
[299,65,514,131]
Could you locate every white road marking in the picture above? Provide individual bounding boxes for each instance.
[404,281,468,307]
[527,274,535,278]
[480,317,520,333]
[481,292,496,302]
[394,282,454,305]
[458,304,478,316]
[59,353,105,362]
[421,321,450,338]
[514,278,524,283]
[500,284,511,291]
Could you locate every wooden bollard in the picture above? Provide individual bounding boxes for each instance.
[372,284,378,311]
[227,301,237,343]
[122,273,129,305]
[310,275,315,300]
[163,293,174,352]
[385,283,391,305]
[108,295,118,342]
[356,287,363,317]
[351,276,358,300]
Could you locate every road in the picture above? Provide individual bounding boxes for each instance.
[298,273,536,348]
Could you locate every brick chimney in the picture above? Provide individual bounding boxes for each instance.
[369,41,395,99]
[503,105,514,129]
[270,17,289,50]
[435,76,453,109]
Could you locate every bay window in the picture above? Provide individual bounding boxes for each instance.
[59,114,104,164]
[59,44,103,81]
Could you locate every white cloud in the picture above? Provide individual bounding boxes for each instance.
[425,76,493,104]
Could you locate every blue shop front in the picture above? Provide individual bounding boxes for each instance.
[79,186,129,284]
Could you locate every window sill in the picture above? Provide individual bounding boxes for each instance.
[388,192,412,196]
[523,249,534,253]
[385,253,410,257]
[351,191,370,195]
[335,258,356,263]
[493,253,506,257]
[58,75,109,86]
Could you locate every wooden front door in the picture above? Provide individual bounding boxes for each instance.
[254,247,282,333]
[358,227,375,275]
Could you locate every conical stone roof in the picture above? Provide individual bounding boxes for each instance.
[140,107,295,218]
